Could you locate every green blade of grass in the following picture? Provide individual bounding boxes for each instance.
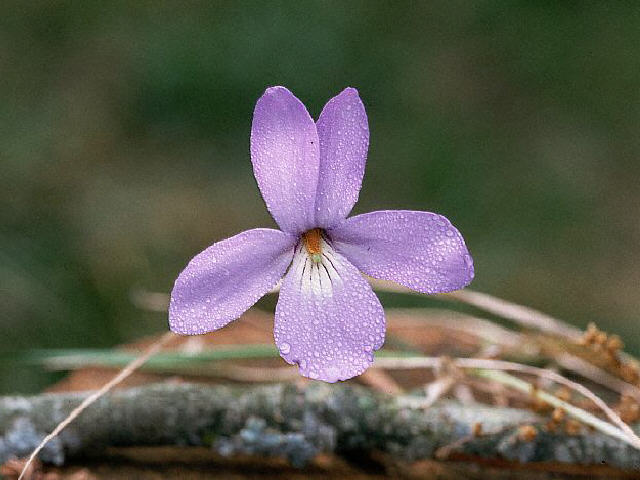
[5,344,418,373]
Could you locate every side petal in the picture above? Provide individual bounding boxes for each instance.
[274,240,385,383]
[328,210,474,294]
[169,228,296,335]
[251,86,320,234]
[315,87,369,228]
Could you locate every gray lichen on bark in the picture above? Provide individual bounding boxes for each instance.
[1,382,639,470]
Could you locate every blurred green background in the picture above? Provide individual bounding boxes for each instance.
[1,1,639,393]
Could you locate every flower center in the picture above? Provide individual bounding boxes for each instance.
[292,230,343,297]
[302,228,323,263]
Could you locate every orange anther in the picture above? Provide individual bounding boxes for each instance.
[303,228,323,259]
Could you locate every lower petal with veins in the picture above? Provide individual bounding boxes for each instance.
[274,239,385,383]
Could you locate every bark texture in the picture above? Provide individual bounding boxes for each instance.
[1,382,639,472]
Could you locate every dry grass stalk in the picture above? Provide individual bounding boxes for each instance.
[18,332,176,480]
[377,356,640,450]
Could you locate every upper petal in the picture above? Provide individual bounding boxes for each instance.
[329,210,474,294]
[251,86,320,234]
[274,238,385,383]
[169,228,296,335]
[315,87,369,228]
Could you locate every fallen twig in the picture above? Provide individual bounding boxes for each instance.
[3,383,640,472]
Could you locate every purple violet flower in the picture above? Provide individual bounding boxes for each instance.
[169,86,474,383]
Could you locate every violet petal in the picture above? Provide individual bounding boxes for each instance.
[169,228,296,335]
[315,87,369,228]
[329,210,474,294]
[251,86,320,234]
[274,240,385,383]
